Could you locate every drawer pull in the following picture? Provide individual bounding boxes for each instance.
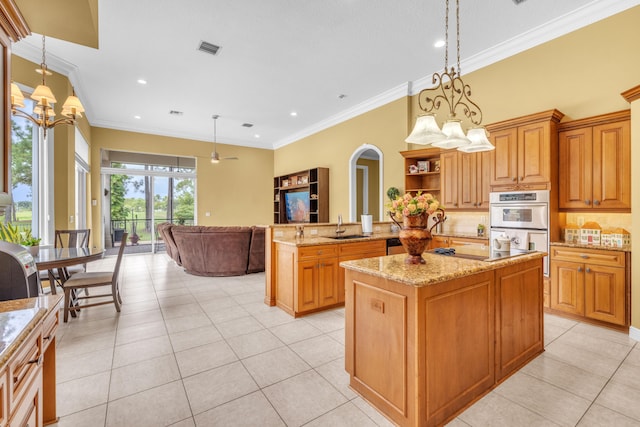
[586,267,591,273]
[512,177,517,182]
[585,199,591,205]
[13,355,42,384]
[580,254,589,259]
[577,267,583,272]
[594,200,600,206]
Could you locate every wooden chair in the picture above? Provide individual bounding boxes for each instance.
[62,233,127,322]
[40,229,92,294]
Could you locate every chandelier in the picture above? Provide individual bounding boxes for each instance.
[406,0,494,153]
[10,35,85,137]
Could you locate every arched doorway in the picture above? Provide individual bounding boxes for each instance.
[349,144,384,222]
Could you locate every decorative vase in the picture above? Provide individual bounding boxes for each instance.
[27,245,40,257]
[391,212,432,264]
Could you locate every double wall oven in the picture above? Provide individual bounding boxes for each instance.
[489,190,550,275]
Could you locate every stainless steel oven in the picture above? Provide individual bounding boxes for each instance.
[489,190,550,275]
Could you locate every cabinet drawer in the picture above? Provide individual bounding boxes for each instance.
[338,240,386,257]
[8,327,41,412]
[8,370,41,427]
[550,246,625,268]
[42,310,58,352]
[298,245,338,260]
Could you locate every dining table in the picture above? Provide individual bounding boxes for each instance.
[34,247,105,295]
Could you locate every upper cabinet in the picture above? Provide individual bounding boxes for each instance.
[487,110,564,192]
[558,111,631,211]
[440,150,491,210]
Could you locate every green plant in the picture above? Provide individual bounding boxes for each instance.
[386,187,400,201]
[0,223,41,246]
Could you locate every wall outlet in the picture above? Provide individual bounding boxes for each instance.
[274,231,284,237]
[91,199,97,206]
[205,211,211,217]
[480,215,487,224]
[69,215,74,223]
[577,216,585,226]
[310,229,318,235]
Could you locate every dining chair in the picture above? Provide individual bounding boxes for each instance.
[62,233,127,322]
[40,229,92,294]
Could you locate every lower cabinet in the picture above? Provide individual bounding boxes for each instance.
[429,235,489,250]
[550,246,629,327]
[337,240,386,303]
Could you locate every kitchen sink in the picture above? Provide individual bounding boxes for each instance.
[327,235,366,240]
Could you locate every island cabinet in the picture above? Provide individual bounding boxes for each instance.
[344,255,544,427]
[440,151,491,210]
[487,109,564,192]
[337,240,386,302]
[550,246,629,327]
[558,111,631,211]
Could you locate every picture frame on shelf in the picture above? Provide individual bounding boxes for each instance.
[409,164,419,174]
[300,175,309,184]
[417,160,430,172]
[282,179,289,187]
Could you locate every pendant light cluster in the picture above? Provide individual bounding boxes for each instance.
[406,0,494,153]
[10,35,85,138]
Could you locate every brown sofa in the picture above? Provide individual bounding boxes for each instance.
[157,223,265,276]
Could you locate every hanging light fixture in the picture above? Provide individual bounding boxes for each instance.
[10,35,85,137]
[406,0,494,153]
[210,115,239,164]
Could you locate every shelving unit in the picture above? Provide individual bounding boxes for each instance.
[400,148,442,197]
[274,167,329,224]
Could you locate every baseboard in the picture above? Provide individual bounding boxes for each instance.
[629,325,640,342]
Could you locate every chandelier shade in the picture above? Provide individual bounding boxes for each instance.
[406,0,494,153]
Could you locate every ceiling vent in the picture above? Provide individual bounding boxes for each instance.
[242,123,254,128]
[169,110,184,116]
[198,41,221,56]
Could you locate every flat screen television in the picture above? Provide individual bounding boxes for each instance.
[284,190,310,223]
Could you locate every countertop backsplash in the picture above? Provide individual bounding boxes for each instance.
[439,212,489,236]
[565,212,632,234]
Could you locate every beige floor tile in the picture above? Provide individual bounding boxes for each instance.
[106,381,192,427]
[520,353,609,400]
[161,302,205,320]
[116,308,164,329]
[175,340,238,377]
[571,322,637,347]
[457,391,560,426]
[326,329,346,345]
[159,293,197,307]
[57,371,111,417]
[112,334,173,368]
[252,307,298,328]
[118,299,161,315]
[269,319,324,345]
[494,372,590,426]
[109,354,181,400]
[216,315,265,338]
[444,418,471,427]
[231,291,264,305]
[199,296,241,312]
[595,379,640,421]
[51,404,107,427]
[263,370,347,426]
[194,391,284,427]
[183,361,259,414]
[226,329,284,359]
[57,346,114,383]
[610,362,640,390]
[205,304,251,324]
[625,347,640,367]
[169,325,223,352]
[304,401,378,427]
[544,340,623,378]
[351,397,396,427]
[302,311,345,333]
[57,330,116,357]
[242,346,311,387]
[164,312,212,334]
[577,403,640,426]
[315,357,357,400]
[289,334,344,367]
[169,417,196,427]
[553,328,633,361]
[115,319,167,346]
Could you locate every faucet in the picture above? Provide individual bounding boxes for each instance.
[336,214,345,234]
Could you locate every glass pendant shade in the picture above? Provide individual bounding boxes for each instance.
[458,127,495,152]
[432,119,471,148]
[30,84,57,104]
[210,152,220,164]
[10,83,25,108]
[61,95,85,117]
[405,114,446,145]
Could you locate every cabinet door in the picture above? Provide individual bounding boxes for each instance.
[592,121,631,210]
[558,128,593,209]
[318,257,339,307]
[430,236,449,249]
[476,151,491,209]
[297,259,319,312]
[440,151,459,208]
[490,128,518,186]
[458,152,477,209]
[550,260,584,315]
[518,121,551,185]
[584,264,626,326]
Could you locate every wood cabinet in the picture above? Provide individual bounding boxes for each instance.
[487,110,564,192]
[550,246,629,327]
[440,151,491,210]
[400,148,442,199]
[275,240,385,316]
[274,167,329,224]
[429,235,488,250]
[558,111,631,211]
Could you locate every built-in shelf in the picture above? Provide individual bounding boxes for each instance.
[273,167,329,224]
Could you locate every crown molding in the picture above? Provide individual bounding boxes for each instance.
[621,85,640,103]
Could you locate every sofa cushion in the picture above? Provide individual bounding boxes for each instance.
[247,226,266,274]
[157,223,181,265]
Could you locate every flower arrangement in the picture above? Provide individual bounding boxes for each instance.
[388,191,440,220]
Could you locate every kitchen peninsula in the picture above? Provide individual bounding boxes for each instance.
[342,249,545,427]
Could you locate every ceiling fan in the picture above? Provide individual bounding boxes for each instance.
[210,115,238,164]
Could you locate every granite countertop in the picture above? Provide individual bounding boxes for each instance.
[341,249,546,288]
[0,295,62,367]
[274,231,488,247]
[551,241,631,253]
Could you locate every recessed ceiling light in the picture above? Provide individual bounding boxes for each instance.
[290,111,297,117]
[254,134,260,138]
[134,115,141,119]
[137,79,147,85]
[434,40,446,48]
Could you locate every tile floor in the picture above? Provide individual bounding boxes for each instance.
[50,253,640,427]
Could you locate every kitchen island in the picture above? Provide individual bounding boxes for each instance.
[341,249,545,427]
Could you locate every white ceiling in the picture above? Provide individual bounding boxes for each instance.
[11,0,640,151]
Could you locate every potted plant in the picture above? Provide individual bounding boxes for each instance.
[0,223,42,255]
